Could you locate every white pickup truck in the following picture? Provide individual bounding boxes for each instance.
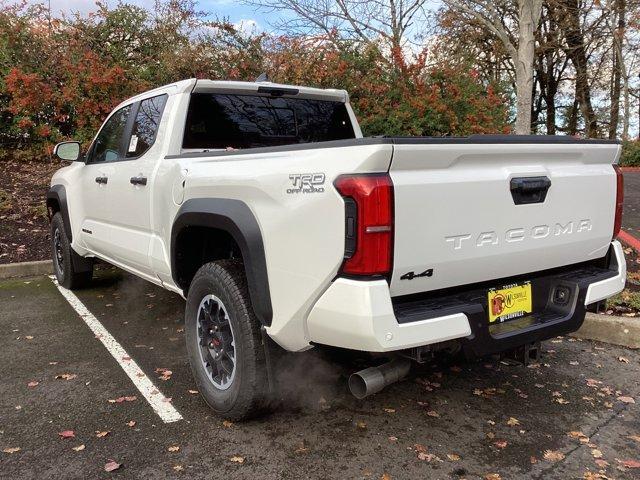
[48,79,626,420]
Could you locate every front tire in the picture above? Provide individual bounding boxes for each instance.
[50,212,93,289]
[185,260,269,420]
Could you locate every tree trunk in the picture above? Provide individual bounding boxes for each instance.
[559,0,598,137]
[609,0,625,139]
[545,77,557,135]
[609,47,621,139]
[622,75,630,140]
[514,0,543,134]
[567,98,579,135]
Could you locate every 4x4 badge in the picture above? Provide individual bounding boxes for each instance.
[400,269,433,280]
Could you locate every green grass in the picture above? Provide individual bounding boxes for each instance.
[606,289,640,311]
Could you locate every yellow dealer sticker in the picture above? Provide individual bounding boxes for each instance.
[487,282,532,323]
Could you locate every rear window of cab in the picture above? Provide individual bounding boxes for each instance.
[182,93,355,150]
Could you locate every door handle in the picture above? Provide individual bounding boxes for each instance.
[130,176,147,186]
[95,176,108,185]
[510,176,551,205]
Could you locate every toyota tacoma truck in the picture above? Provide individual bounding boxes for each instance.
[47,78,626,420]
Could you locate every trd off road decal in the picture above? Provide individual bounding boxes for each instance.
[287,173,325,194]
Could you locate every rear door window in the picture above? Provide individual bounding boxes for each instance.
[182,93,355,150]
[126,94,168,158]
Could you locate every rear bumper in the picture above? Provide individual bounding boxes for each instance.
[306,241,625,353]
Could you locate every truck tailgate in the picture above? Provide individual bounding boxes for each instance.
[389,140,621,297]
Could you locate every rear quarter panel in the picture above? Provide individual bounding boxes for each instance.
[163,143,393,351]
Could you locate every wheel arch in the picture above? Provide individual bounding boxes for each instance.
[46,184,73,241]
[171,198,273,326]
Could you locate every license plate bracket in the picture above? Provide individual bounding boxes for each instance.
[487,281,532,324]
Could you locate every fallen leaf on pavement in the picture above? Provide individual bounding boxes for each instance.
[388,436,398,442]
[127,421,136,427]
[417,452,440,462]
[187,389,198,394]
[108,396,137,403]
[594,459,609,468]
[583,473,605,480]
[628,435,640,443]
[618,396,635,404]
[222,420,233,428]
[447,453,461,461]
[168,446,180,452]
[58,430,75,439]
[568,431,586,439]
[355,421,367,429]
[620,459,640,468]
[104,460,121,472]
[294,440,309,454]
[72,444,85,452]
[383,408,396,413]
[484,474,501,480]
[591,449,602,459]
[55,373,77,381]
[173,465,184,472]
[414,444,427,454]
[155,368,172,381]
[426,410,440,418]
[96,431,110,438]
[507,417,520,427]
[230,456,245,464]
[27,381,39,387]
[543,450,565,462]
[618,356,629,363]
[381,474,391,480]
[494,440,507,449]
[2,447,20,454]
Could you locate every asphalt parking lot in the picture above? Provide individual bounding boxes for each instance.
[1,268,640,479]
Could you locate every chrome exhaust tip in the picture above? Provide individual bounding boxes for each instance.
[348,358,411,399]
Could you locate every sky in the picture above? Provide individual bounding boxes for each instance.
[15,0,284,33]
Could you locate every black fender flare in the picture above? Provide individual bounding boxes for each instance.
[46,185,72,241]
[171,198,273,326]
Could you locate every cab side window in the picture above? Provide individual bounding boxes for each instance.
[126,94,167,158]
[87,105,131,164]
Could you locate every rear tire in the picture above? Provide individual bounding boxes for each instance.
[50,212,93,289]
[185,260,269,420]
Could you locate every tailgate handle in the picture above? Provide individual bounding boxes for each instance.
[510,176,551,205]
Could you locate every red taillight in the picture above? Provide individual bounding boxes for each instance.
[613,165,624,239]
[334,174,394,276]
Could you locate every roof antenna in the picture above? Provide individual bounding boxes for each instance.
[255,72,269,82]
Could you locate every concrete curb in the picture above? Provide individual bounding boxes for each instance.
[0,260,53,279]
[571,313,640,349]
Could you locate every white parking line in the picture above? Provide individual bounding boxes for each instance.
[49,276,183,423]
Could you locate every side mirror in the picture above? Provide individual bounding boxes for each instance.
[53,141,82,162]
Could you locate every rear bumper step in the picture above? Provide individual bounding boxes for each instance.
[392,241,624,357]
[306,241,624,354]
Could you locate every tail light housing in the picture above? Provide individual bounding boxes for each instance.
[613,164,624,239]
[334,173,394,277]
